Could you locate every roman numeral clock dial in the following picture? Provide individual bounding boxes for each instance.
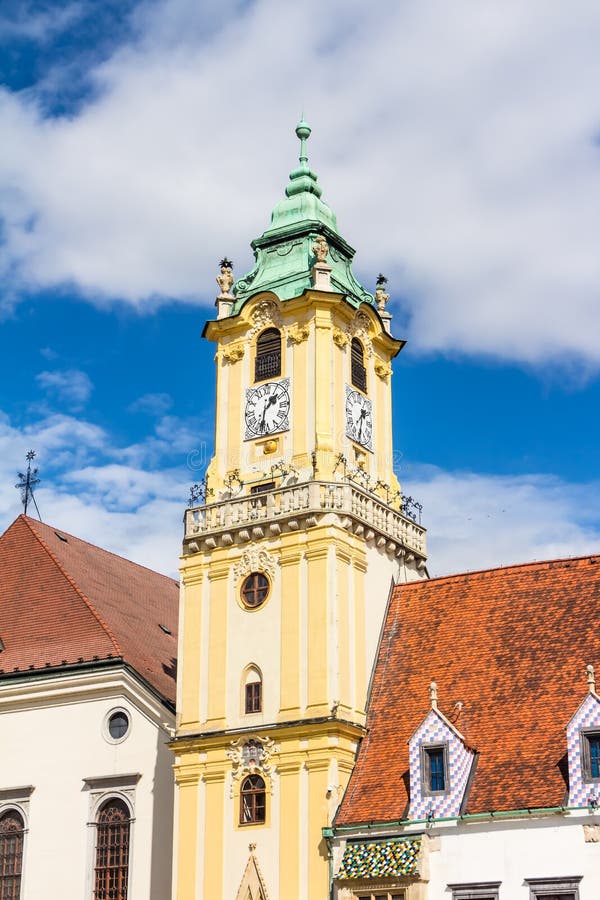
[245,379,291,440]
[345,386,373,451]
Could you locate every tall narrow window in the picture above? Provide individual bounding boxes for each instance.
[351,338,367,392]
[255,328,281,382]
[428,748,445,791]
[94,798,130,900]
[240,775,266,824]
[0,810,24,900]
[244,666,262,714]
[421,744,449,794]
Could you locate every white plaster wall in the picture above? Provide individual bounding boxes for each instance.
[0,671,174,900]
[333,815,600,899]
[425,815,599,899]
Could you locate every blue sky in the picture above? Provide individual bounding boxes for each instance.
[1,0,600,576]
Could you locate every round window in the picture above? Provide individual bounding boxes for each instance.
[107,710,130,741]
[241,572,270,609]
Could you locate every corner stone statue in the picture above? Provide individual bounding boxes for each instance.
[216,258,234,298]
[311,234,329,262]
[375,273,390,311]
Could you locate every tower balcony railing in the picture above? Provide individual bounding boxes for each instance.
[184,480,426,557]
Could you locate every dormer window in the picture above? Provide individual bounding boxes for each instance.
[255,328,281,382]
[566,664,600,806]
[351,338,367,392]
[581,730,600,781]
[421,744,449,794]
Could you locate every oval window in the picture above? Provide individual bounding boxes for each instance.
[108,710,130,741]
[241,572,270,609]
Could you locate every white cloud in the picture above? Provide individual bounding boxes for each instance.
[1,401,599,582]
[128,391,172,415]
[1,1,600,367]
[408,465,600,577]
[36,368,93,408]
[0,408,191,576]
[0,3,85,43]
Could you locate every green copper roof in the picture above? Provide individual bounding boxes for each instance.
[231,121,375,313]
[336,838,421,880]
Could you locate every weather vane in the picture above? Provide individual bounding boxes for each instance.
[15,450,42,519]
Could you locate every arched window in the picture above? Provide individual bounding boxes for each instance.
[0,809,24,900]
[94,798,130,900]
[255,328,281,382]
[243,666,262,714]
[351,338,367,392]
[240,774,266,824]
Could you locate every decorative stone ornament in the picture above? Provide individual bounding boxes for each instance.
[312,234,329,262]
[374,360,392,380]
[287,323,310,344]
[250,299,283,335]
[333,327,350,349]
[311,233,333,291]
[233,546,278,581]
[216,257,235,319]
[226,735,279,794]
[374,273,390,311]
[220,343,245,365]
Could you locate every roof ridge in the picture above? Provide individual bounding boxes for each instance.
[399,552,600,587]
[20,516,123,657]
[22,515,178,586]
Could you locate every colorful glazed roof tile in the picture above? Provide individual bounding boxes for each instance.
[231,121,375,312]
[336,555,600,824]
[0,515,178,705]
[336,838,421,880]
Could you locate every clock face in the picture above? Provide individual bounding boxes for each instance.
[345,386,373,451]
[245,379,290,440]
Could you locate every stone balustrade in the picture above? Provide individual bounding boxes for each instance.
[184,481,426,558]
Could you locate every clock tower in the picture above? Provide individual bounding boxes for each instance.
[172,122,427,900]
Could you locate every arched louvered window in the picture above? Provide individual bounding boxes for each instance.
[351,338,367,392]
[255,328,281,382]
[94,798,130,900]
[0,810,24,900]
[240,774,266,824]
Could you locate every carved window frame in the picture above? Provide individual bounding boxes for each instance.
[0,787,33,900]
[525,876,582,899]
[449,883,501,900]
[83,774,139,900]
[353,891,406,900]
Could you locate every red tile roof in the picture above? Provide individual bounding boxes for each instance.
[336,555,600,823]
[0,516,178,705]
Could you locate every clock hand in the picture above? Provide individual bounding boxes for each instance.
[260,394,278,432]
[358,407,366,440]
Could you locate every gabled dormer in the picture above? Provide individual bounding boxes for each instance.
[408,681,476,820]
[567,663,600,807]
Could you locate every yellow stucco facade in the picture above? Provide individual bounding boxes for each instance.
[171,119,427,900]
[172,284,427,899]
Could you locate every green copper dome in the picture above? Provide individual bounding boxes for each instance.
[231,121,375,313]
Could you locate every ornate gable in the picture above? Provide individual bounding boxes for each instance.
[408,684,475,820]
[566,665,600,807]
